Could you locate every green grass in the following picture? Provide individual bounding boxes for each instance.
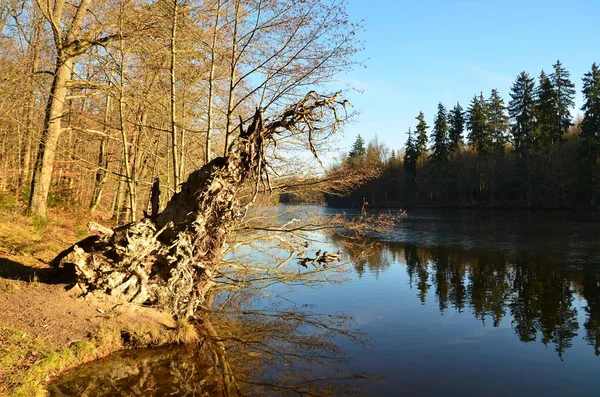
[0,327,110,396]
[0,326,74,396]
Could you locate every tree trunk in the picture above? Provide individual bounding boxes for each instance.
[205,0,221,164]
[19,20,42,193]
[90,95,112,212]
[170,0,180,191]
[223,0,240,156]
[29,58,73,216]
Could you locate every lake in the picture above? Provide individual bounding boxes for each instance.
[49,207,600,396]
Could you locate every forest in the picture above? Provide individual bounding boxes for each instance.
[0,0,360,220]
[326,61,600,209]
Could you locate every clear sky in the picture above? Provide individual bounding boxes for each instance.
[326,0,600,160]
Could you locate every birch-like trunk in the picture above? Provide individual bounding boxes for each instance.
[29,57,74,216]
[170,0,180,192]
[205,0,221,164]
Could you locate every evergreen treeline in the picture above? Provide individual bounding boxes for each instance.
[327,61,600,209]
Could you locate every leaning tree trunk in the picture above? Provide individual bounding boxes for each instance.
[52,92,345,318]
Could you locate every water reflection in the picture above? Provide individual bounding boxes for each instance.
[48,208,600,396]
[332,235,600,359]
[49,292,371,396]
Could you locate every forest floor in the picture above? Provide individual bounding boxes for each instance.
[0,206,192,396]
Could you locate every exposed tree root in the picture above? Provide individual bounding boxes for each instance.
[52,92,348,318]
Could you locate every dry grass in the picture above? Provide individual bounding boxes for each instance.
[174,318,200,344]
[0,279,20,294]
[0,208,90,264]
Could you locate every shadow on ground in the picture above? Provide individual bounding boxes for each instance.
[0,256,74,284]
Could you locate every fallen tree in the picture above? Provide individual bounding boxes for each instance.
[52,92,353,319]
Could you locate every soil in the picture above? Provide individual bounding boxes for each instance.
[0,209,179,395]
[0,251,176,350]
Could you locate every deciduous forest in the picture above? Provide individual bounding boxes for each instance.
[0,0,360,219]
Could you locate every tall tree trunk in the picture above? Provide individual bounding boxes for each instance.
[29,0,94,216]
[118,62,136,222]
[19,16,42,193]
[112,169,125,224]
[205,0,221,164]
[116,2,136,222]
[170,0,180,192]
[90,95,112,212]
[29,57,73,216]
[223,0,240,156]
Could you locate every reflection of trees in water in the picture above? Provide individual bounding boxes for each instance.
[328,235,392,278]
[510,261,579,359]
[581,273,600,355]
[201,305,369,396]
[330,237,600,359]
[49,291,370,397]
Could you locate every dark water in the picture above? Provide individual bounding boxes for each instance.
[50,208,600,396]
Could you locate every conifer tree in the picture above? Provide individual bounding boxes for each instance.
[448,102,465,153]
[347,134,366,165]
[580,63,600,200]
[403,127,418,186]
[430,102,449,163]
[486,89,509,153]
[535,70,557,147]
[467,93,489,154]
[509,72,536,153]
[549,60,576,143]
[415,111,429,161]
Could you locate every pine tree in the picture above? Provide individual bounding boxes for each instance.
[448,102,465,153]
[347,134,366,165]
[415,111,429,161]
[486,89,509,153]
[430,102,449,164]
[467,93,489,154]
[549,60,576,143]
[509,72,536,153]
[535,70,557,147]
[580,63,600,200]
[403,127,418,185]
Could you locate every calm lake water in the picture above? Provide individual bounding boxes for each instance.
[50,207,600,396]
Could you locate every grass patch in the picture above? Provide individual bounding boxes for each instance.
[0,326,76,397]
[0,208,87,263]
[175,318,199,344]
[0,280,20,294]
[30,216,49,232]
[93,326,123,355]
[0,322,173,396]
[69,341,97,362]
[0,193,19,212]
[0,313,193,395]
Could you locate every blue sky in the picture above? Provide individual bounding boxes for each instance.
[327,0,600,159]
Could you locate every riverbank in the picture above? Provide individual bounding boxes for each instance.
[0,207,196,396]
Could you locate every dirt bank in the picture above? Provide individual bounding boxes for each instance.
[0,209,192,396]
